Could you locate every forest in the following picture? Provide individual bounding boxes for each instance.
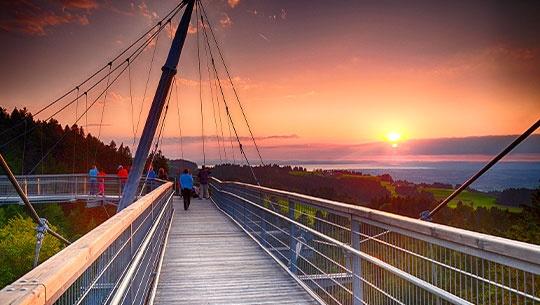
[0,107,132,175]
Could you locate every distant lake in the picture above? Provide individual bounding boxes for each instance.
[292,161,540,191]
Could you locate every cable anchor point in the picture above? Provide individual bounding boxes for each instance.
[33,217,49,268]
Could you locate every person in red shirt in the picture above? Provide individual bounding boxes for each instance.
[98,170,106,196]
[117,165,129,192]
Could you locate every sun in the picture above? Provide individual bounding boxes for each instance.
[386,131,401,142]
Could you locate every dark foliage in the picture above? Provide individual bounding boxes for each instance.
[495,188,535,207]
[0,108,132,174]
[213,164,391,204]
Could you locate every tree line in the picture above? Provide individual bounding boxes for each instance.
[0,107,132,175]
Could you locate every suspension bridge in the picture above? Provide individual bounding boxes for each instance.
[0,1,539,304]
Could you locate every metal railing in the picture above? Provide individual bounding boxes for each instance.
[0,174,168,204]
[0,182,175,305]
[210,178,540,305]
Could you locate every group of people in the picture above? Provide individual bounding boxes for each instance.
[145,166,169,191]
[179,166,211,210]
[87,164,129,195]
[88,163,212,211]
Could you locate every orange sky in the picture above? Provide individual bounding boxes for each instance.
[1,0,539,161]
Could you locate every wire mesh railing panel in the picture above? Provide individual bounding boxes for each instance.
[210,179,540,305]
[51,186,173,305]
[0,174,168,204]
[357,220,540,305]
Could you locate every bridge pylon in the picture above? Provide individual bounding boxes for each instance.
[118,0,195,211]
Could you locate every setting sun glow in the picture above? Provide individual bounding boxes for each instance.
[386,132,401,142]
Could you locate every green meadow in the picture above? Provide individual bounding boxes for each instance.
[423,187,522,213]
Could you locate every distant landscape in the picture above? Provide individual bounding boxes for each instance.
[0,107,538,289]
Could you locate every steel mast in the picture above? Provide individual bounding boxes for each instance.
[118,0,195,211]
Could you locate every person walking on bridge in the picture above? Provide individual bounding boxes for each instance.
[197,165,211,199]
[88,165,98,195]
[117,165,128,192]
[147,165,157,191]
[180,169,193,210]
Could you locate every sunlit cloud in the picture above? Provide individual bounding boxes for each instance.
[227,0,241,9]
[219,13,232,28]
[137,1,159,23]
[60,0,99,11]
[0,1,93,36]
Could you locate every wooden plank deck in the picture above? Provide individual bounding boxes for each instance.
[153,197,318,305]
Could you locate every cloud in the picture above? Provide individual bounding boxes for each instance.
[134,134,299,146]
[137,2,159,23]
[219,13,232,28]
[166,22,198,39]
[279,9,287,20]
[227,0,241,8]
[60,0,99,10]
[0,1,94,36]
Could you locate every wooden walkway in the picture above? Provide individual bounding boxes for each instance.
[153,197,318,305]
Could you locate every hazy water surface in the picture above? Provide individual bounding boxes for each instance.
[293,161,540,191]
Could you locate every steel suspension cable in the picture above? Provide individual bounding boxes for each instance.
[127,58,137,152]
[203,37,228,162]
[93,64,113,163]
[21,119,27,175]
[206,54,223,163]
[211,68,228,162]
[134,23,163,149]
[139,79,175,196]
[85,92,89,170]
[0,153,71,246]
[173,77,185,162]
[27,35,155,175]
[202,32,224,163]
[198,4,259,184]
[196,3,206,166]
[0,6,183,151]
[357,118,540,247]
[0,1,187,139]
[72,87,80,174]
[198,0,265,166]
[425,118,540,219]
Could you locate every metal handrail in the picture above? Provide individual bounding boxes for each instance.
[0,173,170,204]
[0,182,174,305]
[213,184,472,304]
[210,177,540,305]
[211,177,540,270]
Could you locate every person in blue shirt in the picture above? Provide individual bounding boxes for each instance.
[179,169,194,210]
[88,165,98,195]
[147,165,157,191]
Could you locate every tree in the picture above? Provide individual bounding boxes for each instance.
[0,216,63,287]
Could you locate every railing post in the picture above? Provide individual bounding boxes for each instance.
[74,176,78,197]
[259,191,267,245]
[36,177,40,196]
[351,218,363,305]
[288,199,297,274]
[23,178,28,196]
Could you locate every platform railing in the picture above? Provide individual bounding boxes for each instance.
[0,174,168,204]
[0,182,174,305]
[210,178,540,305]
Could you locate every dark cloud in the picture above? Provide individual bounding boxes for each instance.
[0,0,97,36]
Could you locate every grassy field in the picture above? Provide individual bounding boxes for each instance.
[424,187,522,213]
